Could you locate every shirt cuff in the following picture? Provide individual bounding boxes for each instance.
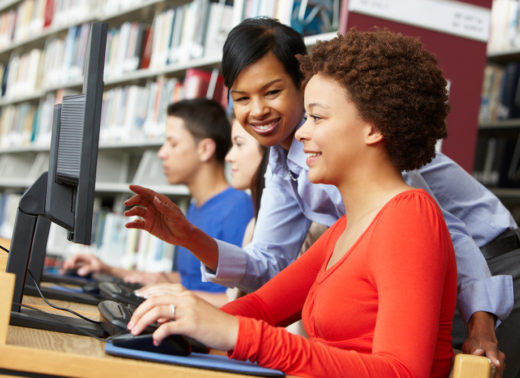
[228,316,259,362]
[457,275,514,324]
[200,239,247,286]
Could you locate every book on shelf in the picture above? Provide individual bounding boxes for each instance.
[497,62,520,120]
[479,64,505,123]
[190,0,211,60]
[151,8,175,69]
[289,0,335,36]
[474,136,519,188]
[204,0,235,58]
[508,134,520,185]
[0,193,21,239]
[43,0,54,29]
[139,25,153,70]
[62,24,83,82]
[177,0,199,63]
[0,10,17,50]
[32,92,56,148]
[488,0,520,54]
[124,22,147,72]
[0,102,37,148]
[4,49,43,99]
[184,67,226,104]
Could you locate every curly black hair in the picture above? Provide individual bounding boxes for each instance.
[299,29,450,171]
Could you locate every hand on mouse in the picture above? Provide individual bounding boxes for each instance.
[127,288,238,352]
[61,253,109,276]
[134,283,185,299]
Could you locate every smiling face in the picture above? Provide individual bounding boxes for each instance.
[296,74,373,186]
[157,116,201,185]
[225,119,265,191]
[230,52,305,151]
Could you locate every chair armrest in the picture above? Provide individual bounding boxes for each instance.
[451,354,495,378]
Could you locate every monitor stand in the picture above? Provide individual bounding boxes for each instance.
[5,173,105,337]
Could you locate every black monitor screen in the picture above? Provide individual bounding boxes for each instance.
[46,22,106,245]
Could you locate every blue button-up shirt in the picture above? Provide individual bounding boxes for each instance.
[203,136,514,323]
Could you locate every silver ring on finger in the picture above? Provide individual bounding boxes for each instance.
[169,304,176,320]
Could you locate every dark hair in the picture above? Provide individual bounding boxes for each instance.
[222,17,307,89]
[299,29,449,171]
[250,147,269,218]
[167,98,231,163]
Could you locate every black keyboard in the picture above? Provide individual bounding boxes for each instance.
[92,273,143,291]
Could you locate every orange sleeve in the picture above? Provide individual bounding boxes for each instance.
[227,192,457,378]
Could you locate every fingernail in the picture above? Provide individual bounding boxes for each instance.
[153,340,159,346]
[474,348,484,354]
[127,321,133,329]
[494,359,500,367]
[131,327,138,334]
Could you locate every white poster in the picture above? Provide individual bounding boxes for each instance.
[348,0,491,42]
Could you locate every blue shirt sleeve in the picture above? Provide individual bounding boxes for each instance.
[202,163,312,292]
[408,152,514,322]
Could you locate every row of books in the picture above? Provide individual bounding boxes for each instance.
[0,0,97,49]
[479,62,520,123]
[0,67,226,149]
[103,1,234,76]
[1,22,91,100]
[473,134,520,188]
[0,2,248,102]
[488,0,520,54]
[0,0,338,52]
[0,0,338,103]
[0,192,176,272]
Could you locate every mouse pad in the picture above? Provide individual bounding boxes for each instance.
[105,341,285,377]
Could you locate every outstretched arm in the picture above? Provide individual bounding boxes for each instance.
[124,185,220,270]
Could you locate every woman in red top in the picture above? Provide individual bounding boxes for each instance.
[128,29,457,377]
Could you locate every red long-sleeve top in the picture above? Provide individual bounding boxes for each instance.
[221,190,457,377]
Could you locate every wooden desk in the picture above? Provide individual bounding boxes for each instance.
[0,264,256,377]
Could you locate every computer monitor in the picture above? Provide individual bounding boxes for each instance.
[5,22,108,336]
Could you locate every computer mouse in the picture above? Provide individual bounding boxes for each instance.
[99,299,210,353]
[98,281,145,307]
[110,331,192,356]
[98,300,133,335]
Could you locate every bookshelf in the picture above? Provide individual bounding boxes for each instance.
[473,0,520,221]
[0,0,340,267]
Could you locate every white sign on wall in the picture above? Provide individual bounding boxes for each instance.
[348,0,491,42]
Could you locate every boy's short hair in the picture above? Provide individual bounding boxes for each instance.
[167,98,231,163]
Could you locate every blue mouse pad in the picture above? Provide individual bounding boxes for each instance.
[49,285,84,293]
[105,341,285,377]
